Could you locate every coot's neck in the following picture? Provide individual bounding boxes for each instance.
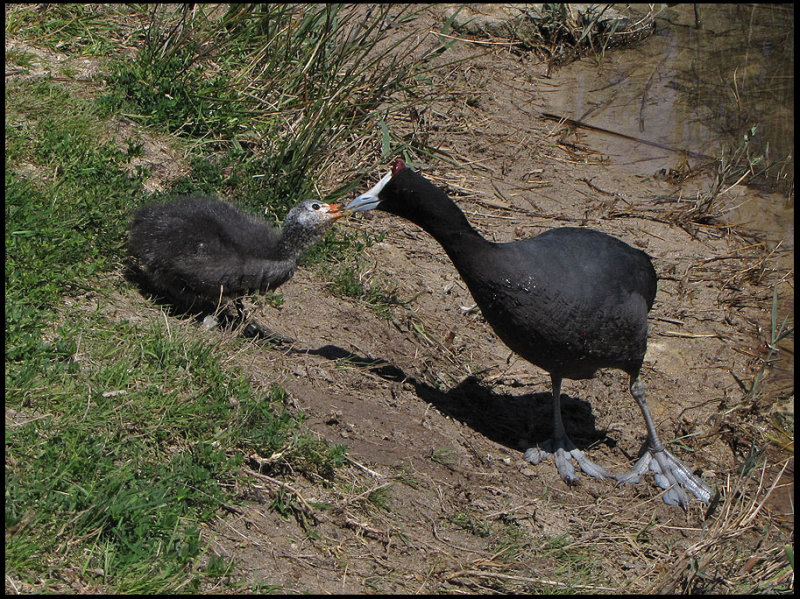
[275,225,326,261]
[384,171,491,259]
[415,199,488,258]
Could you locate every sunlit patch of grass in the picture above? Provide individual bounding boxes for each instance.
[5,4,135,56]
[5,48,37,69]
[5,79,147,381]
[4,47,350,593]
[5,312,333,593]
[4,2,472,593]
[327,266,405,320]
[313,228,408,319]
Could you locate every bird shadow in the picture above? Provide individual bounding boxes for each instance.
[124,263,217,322]
[293,344,613,454]
[124,261,613,455]
[124,264,293,342]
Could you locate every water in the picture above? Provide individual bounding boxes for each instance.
[542,4,794,196]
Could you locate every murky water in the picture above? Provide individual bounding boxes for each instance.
[543,4,793,195]
[541,5,794,292]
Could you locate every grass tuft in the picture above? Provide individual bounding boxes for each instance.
[93,4,453,218]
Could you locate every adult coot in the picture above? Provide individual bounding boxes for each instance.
[347,160,712,507]
[129,196,347,340]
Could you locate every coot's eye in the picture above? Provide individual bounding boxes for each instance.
[311,203,321,211]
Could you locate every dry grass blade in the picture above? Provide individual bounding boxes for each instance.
[447,568,617,591]
[244,467,320,526]
[652,458,794,593]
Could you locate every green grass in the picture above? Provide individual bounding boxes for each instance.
[5,3,455,592]
[491,519,532,564]
[6,78,147,374]
[5,4,134,57]
[452,512,492,538]
[328,265,406,320]
[430,446,459,467]
[307,227,411,320]
[367,484,393,511]
[5,47,37,69]
[5,315,346,593]
[91,4,454,215]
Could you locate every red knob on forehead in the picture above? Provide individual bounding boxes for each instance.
[391,159,406,176]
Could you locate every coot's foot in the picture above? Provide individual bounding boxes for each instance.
[242,320,295,344]
[616,446,712,508]
[524,436,612,485]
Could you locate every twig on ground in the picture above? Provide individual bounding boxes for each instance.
[243,467,320,524]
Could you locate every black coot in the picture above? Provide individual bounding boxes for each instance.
[347,160,711,508]
[129,196,347,340]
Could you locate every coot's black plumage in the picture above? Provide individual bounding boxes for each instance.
[347,160,711,507]
[129,196,347,338]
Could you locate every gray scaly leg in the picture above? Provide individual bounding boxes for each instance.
[616,376,712,508]
[524,374,612,483]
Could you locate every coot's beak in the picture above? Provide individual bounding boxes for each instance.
[346,170,393,213]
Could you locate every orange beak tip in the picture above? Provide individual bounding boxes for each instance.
[328,204,351,219]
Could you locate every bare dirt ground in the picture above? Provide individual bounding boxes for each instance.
[13,5,792,594]
[189,8,792,594]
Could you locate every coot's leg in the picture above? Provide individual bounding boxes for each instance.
[231,298,295,344]
[524,374,612,483]
[615,376,712,508]
[242,320,295,344]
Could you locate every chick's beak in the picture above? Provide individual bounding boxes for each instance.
[346,169,393,213]
[326,203,349,220]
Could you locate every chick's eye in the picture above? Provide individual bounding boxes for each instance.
[311,203,321,211]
